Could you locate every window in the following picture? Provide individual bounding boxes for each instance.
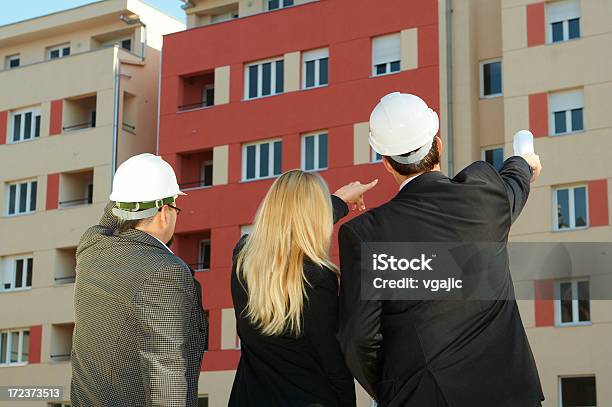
[550,90,584,135]
[554,185,587,231]
[9,108,41,143]
[266,0,294,11]
[120,39,132,51]
[6,180,37,216]
[560,376,596,407]
[372,33,401,76]
[198,240,211,270]
[555,280,590,326]
[243,139,282,181]
[302,48,329,89]
[480,59,502,98]
[1,256,33,292]
[197,397,209,407]
[0,329,29,365]
[302,132,328,171]
[202,85,215,108]
[48,44,70,60]
[547,0,581,43]
[211,10,239,23]
[245,58,284,99]
[371,147,382,163]
[5,54,19,69]
[200,161,213,187]
[482,146,504,171]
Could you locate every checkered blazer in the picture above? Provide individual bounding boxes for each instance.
[71,202,208,407]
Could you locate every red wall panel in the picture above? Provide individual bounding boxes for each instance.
[46,173,60,210]
[588,179,609,227]
[529,93,548,138]
[0,111,7,145]
[527,3,546,47]
[28,325,42,364]
[534,279,554,327]
[49,99,63,136]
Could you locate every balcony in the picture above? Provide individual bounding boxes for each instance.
[62,94,96,133]
[122,91,137,134]
[59,170,94,209]
[179,71,215,111]
[178,150,213,190]
[54,247,76,285]
[50,323,74,363]
[175,231,211,271]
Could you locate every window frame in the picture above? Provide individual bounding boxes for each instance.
[549,89,584,136]
[200,160,213,188]
[553,184,589,231]
[0,329,29,366]
[302,48,329,89]
[371,33,401,77]
[47,43,71,60]
[371,147,383,163]
[5,54,20,69]
[546,0,581,44]
[8,107,41,144]
[558,375,597,407]
[301,131,328,172]
[1,255,33,292]
[265,0,294,11]
[554,279,592,327]
[197,239,211,271]
[6,179,38,216]
[479,58,503,99]
[244,57,285,100]
[242,139,283,181]
[201,84,215,108]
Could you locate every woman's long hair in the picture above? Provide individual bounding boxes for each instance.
[236,170,338,336]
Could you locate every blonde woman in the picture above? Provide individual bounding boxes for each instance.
[229,170,377,407]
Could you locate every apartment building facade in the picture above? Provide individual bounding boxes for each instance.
[0,1,183,406]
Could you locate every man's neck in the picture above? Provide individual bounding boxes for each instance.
[395,164,442,187]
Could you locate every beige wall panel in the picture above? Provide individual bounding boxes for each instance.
[353,122,370,165]
[283,51,300,93]
[510,225,612,242]
[198,370,236,406]
[220,308,237,350]
[475,0,503,60]
[0,361,71,403]
[239,0,264,17]
[214,65,231,106]
[501,0,547,9]
[36,175,47,213]
[501,5,527,52]
[34,249,56,288]
[504,33,612,97]
[213,144,229,186]
[582,0,612,37]
[400,28,418,71]
[0,284,74,328]
[93,164,113,203]
[509,185,551,235]
[502,95,529,143]
[478,97,505,147]
[517,300,536,328]
[584,82,612,132]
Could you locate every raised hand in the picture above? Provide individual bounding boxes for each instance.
[333,179,379,211]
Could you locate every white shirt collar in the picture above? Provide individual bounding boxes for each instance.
[151,234,174,254]
[399,173,422,191]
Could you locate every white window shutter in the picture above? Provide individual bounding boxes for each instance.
[372,33,401,66]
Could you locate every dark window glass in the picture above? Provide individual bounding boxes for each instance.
[319,57,328,85]
[483,61,502,96]
[557,189,570,229]
[246,145,256,179]
[283,0,294,6]
[24,112,32,140]
[50,49,60,59]
[560,282,573,323]
[15,260,24,289]
[202,163,213,186]
[568,18,580,40]
[375,63,386,75]
[571,108,583,131]
[10,332,19,362]
[198,397,209,407]
[577,281,590,322]
[199,241,210,270]
[561,377,596,407]
[275,60,284,93]
[304,136,315,171]
[262,63,272,96]
[248,65,258,98]
[34,115,40,138]
[390,60,401,72]
[574,187,587,227]
[121,39,132,51]
[87,183,93,205]
[0,333,6,363]
[485,147,504,171]
[91,111,96,128]
[30,181,37,212]
[9,58,19,68]
[555,111,567,134]
[26,258,33,288]
[13,114,21,142]
[9,185,16,215]
[552,21,564,42]
[260,143,270,177]
[268,0,279,10]
[273,141,282,175]
[21,331,29,362]
[305,60,316,88]
[205,88,215,107]
[62,47,70,56]
[319,133,328,169]
[19,183,27,213]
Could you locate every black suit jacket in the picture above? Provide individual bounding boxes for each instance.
[229,196,356,407]
[337,157,544,407]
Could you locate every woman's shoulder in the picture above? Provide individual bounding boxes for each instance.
[303,259,338,289]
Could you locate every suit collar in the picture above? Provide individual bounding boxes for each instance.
[395,170,448,197]
[117,228,172,253]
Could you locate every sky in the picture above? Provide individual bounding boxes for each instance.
[0,0,185,26]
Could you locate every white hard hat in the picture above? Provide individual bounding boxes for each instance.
[369,92,439,164]
[110,153,186,220]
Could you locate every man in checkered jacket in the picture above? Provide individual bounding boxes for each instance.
[71,154,208,407]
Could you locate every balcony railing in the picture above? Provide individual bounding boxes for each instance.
[63,122,95,132]
[54,276,76,284]
[122,122,136,133]
[50,353,71,362]
[178,101,213,112]
[179,180,212,190]
[59,198,92,208]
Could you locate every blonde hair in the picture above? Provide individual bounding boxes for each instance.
[236,170,338,336]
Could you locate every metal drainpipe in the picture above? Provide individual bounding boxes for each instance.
[445,0,454,176]
[111,49,120,185]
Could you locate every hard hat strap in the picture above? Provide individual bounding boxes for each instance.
[389,140,433,165]
[114,196,176,212]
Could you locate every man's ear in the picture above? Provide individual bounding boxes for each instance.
[158,205,170,227]
[435,135,443,162]
[382,156,396,175]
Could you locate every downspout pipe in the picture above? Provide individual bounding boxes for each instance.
[111,49,120,185]
[445,0,454,176]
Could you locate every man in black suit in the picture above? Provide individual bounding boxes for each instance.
[337,93,544,407]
